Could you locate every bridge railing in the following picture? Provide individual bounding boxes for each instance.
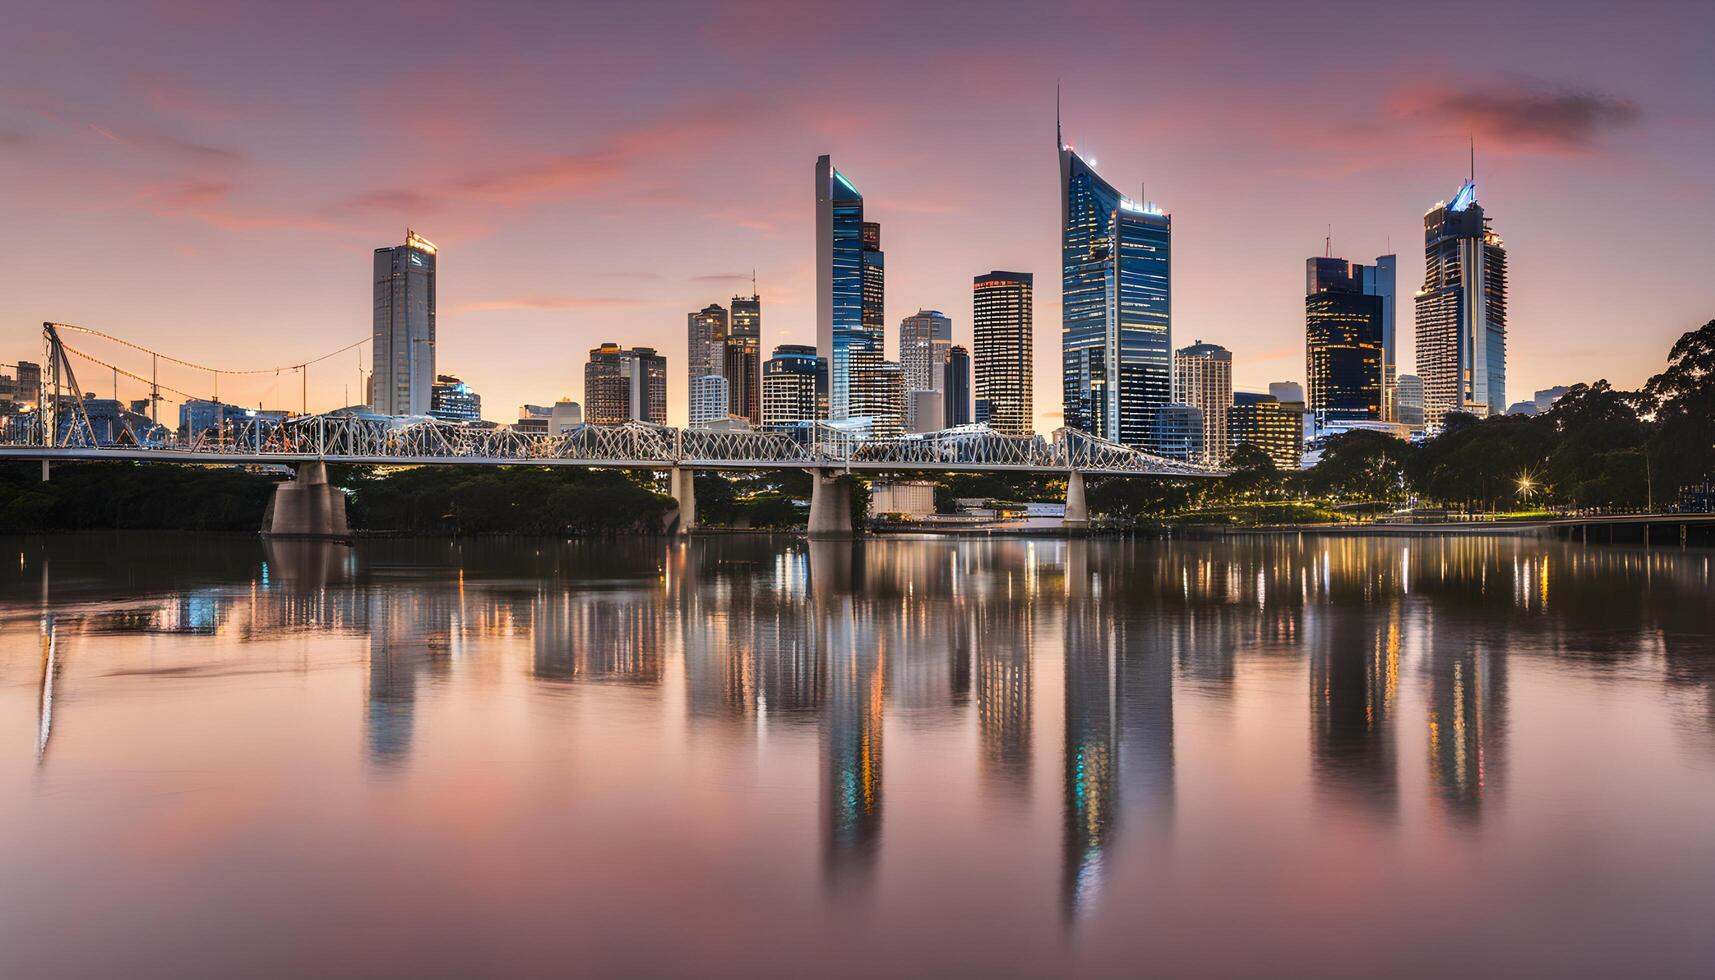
[0,410,1226,475]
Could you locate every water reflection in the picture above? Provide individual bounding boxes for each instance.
[5,531,1715,968]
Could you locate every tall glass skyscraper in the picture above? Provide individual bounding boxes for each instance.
[945,345,971,428]
[1060,133,1170,448]
[817,156,883,421]
[1415,179,1507,430]
[371,230,437,416]
[727,293,762,425]
[1305,257,1385,425]
[898,309,951,431]
[972,271,1034,436]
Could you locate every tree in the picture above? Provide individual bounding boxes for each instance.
[1643,319,1715,504]
[1310,430,1413,503]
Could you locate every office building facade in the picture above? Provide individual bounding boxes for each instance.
[1229,392,1304,470]
[428,374,481,423]
[851,359,905,438]
[1171,341,1232,464]
[1060,137,1170,448]
[689,375,730,428]
[1306,257,1385,425]
[973,271,1033,436]
[585,343,667,425]
[1415,179,1507,429]
[761,344,827,430]
[727,293,762,425]
[899,309,952,431]
[816,156,884,421]
[1152,403,1203,463]
[945,345,971,427]
[371,230,437,416]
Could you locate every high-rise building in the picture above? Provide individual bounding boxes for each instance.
[1534,386,1570,414]
[585,343,667,425]
[945,345,971,427]
[371,230,437,416]
[1228,392,1304,470]
[1415,179,1507,430]
[727,293,762,425]
[687,304,728,383]
[1269,381,1304,404]
[689,375,730,428]
[899,309,952,431]
[1060,130,1170,448]
[1394,374,1425,431]
[14,361,40,409]
[851,360,905,438]
[1171,341,1232,464]
[1306,257,1385,426]
[1361,256,1398,418]
[762,344,826,430]
[548,398,582,435]
[816,156,884,421]
[1152,403,1203,463]
[428,374,481,423]
[909,390,943,433]
[972,271,1033,436]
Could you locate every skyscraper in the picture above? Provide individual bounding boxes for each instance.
[944,345,971,428]
[1171,342,1232,464]
[851,360,905,438]
[371,230,437,416]
[1394,373,1425,431]
[816,156,883,421]
[1152,403,1203,463]
[762,344,826,430]
[428,374,481,423]
[1415,179,1507,430]
[1306,257,1385,425]
[687,303,729,427]
[1060,126,1170,448]
[899,309,951,431]
[727,293,762,425]
[585,343,667,425]
[1361,255,1398,418]
[973,271,1034,436]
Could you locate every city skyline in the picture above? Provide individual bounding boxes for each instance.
[2,2,1710,432]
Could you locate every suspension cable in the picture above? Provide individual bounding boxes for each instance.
[47,323,365,375]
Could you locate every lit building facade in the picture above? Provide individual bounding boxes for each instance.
[687,303,729,427]
[371,230,437,416]
[1152,403,1203,463]
[1171,341,1232,464]
[762,344,826,430]
[851,360,905,438]
[1415,180,1507,430]
[1228,392,1303,470]
[945,345,971,428]
[428,374,481,423]
[816,156,884,421]
[727,293,762,425]
[584,343,667,425]
[689,375,730,428]
[973,271,1033,436]
[1306,257,1385,425]
[1394,374,1425,431]
[899,309,951,431]
[1060,137,1170,449]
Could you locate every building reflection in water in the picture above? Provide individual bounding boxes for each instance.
[1061,540,1176,924]
[1308,602,1401,814]
[975,594,1032,796]
[812,541,885,892]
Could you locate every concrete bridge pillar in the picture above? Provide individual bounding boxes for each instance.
[1063,470,1089,529]
[263,460,349,540]
[807,469,855,538]
[670,467,697,534]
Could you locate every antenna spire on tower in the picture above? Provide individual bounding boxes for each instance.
[1056,79,1062,148]
[1469,134,1475,183]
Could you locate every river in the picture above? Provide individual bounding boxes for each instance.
[3,532,1713,977]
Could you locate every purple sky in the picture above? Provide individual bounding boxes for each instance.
[3,0,1712,428]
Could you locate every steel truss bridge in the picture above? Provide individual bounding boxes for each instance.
[8,322,1223,478]
[4,412,1219,477]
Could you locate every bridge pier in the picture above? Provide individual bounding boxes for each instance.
[262,460,349,540]
[670,467,697,534]
[807,469,854,538]
[1063,471,1089,530]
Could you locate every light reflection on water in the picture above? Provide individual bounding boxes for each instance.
[3,532,1715,978]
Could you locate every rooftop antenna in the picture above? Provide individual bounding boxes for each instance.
[1325,225,1332,258]
[1469,134,1475,184]
[1056,79,1062,148]
[752,268,757,297]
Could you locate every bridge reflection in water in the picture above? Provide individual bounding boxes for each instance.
[10,533,1715,947]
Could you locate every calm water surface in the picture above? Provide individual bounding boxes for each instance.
[3,532,1714,978]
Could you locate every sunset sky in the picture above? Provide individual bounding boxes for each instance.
[3,0,1711,430]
